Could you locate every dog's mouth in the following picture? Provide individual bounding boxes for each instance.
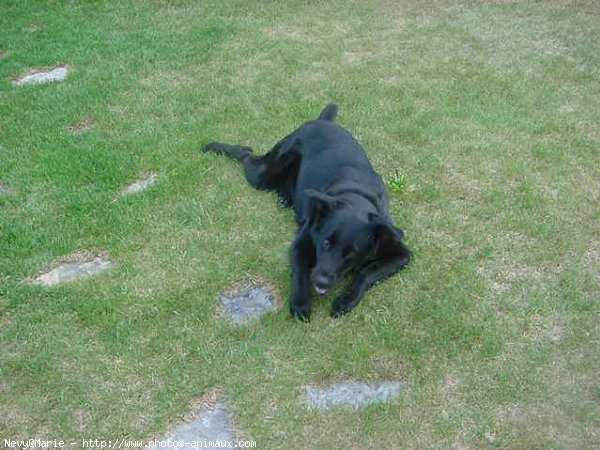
[314,285,329,295]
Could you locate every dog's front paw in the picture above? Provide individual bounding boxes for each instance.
[331,294,359,318]
[277,194,293,209]
[290,302,311,322]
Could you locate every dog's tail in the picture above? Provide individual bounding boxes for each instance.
[317,103,338,122]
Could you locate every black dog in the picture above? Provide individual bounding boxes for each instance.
[203,104,410,321]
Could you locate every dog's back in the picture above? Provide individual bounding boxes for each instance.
[291,117,389,223]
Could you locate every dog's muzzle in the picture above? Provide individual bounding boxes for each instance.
[314,285,329,295]
[312,272,334,295]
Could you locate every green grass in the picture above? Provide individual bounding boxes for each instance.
[1,0,599,448]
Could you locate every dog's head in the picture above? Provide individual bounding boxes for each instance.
[304,189,405,295]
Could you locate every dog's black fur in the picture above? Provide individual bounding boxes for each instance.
[203,104,410,321]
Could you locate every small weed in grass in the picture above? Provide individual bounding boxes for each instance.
[387,170,407,194]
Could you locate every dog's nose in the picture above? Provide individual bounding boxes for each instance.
[313,272,334,294]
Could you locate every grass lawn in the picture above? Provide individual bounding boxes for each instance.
[1,0,599,448]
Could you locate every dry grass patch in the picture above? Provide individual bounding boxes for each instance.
[264,20,350,43]
[68,116,96,133]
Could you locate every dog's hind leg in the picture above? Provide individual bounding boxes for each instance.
[203,143,253,162]
[203,142,269,189]
[204,136,301,192]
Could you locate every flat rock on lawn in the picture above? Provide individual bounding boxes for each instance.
[0,183,10,194]
[121,173,158,195]
[305,380,402,409]
[159,403,236,447]
[219,284,277,325]
[32,250,114,287]
[13,65,70,86]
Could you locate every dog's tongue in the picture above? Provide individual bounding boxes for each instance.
[315,286,329,295]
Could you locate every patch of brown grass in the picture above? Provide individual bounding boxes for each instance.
[68,116,96,133]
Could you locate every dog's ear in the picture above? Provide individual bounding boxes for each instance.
[365,220,406,256]
[367,214,405,241]
[305,189,341,223]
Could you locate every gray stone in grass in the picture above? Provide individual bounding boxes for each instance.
[219,285,277,325]
[305,380,402,409]
[0,183,10,194]
[13,65,69,86]
[160,403,235,447]
[122,173,158,195]
[32,250,114,287]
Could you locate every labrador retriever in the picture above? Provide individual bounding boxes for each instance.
[203,104,410,321]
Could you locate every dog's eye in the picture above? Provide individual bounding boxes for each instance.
[323,239,331,250]
[343,247,355,259]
